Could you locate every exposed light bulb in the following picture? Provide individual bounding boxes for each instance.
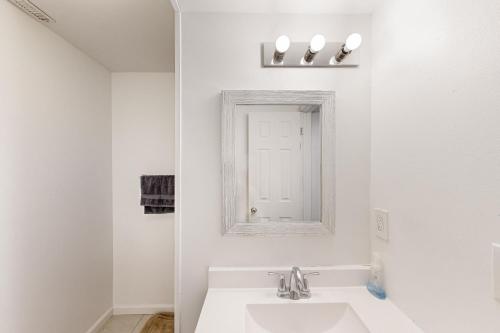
[275,35,290,53]
[345,33,362,52]
[309,34,326,53]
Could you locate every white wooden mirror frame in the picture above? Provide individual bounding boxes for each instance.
[222,90,335,236]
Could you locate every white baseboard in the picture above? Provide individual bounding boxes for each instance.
[85,304,174,332]
[113,304,174,315]
[86,307,113,333]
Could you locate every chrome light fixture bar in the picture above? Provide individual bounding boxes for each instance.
[262,33,361,68]
[334,33,362,63]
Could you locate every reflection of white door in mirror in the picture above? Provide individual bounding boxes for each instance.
[248,111,303,223]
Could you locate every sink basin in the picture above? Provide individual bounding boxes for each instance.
[245,303,369,333]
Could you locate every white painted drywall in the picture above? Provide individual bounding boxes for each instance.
[371,0,500,332]
[0,2,112,333]
[112,73,175,310]
[179,13,372,332]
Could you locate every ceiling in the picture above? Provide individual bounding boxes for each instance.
[28,0,379,72]
[33,0,175,72]
[175,0,381,14]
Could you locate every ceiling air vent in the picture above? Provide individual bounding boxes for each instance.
[8,0,55,23]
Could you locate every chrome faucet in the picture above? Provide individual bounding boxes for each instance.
[268,267,319,300]
[289,266,305,300]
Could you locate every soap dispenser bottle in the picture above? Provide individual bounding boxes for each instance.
[367,252,387,299]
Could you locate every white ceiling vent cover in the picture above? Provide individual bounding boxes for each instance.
[8,0,55,23]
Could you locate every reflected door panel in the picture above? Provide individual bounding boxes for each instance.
[248,111,303,222]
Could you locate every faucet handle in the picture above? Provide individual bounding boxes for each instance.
[302,272,320,294]
[268,272,289,298]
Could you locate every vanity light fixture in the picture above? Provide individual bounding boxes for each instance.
[262,34,360,67]
[272,35,290,64]
[334,33,362,63]
[302,34,326,64]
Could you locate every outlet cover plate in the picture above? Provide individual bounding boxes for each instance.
[374,209,389,241]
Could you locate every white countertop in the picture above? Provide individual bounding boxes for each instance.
[195,286,423,333]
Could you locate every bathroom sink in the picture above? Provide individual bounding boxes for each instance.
[245,303,369,333]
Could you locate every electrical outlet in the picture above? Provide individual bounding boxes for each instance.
[374,209,389,241]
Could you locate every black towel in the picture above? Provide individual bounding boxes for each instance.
[140,175,174,214]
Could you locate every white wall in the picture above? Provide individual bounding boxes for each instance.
[0,2,112,333]
[112,73,175,311]
[180,13,372,332]
[371,0,500,332]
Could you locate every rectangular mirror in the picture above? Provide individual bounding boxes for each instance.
[222,90,335,236]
